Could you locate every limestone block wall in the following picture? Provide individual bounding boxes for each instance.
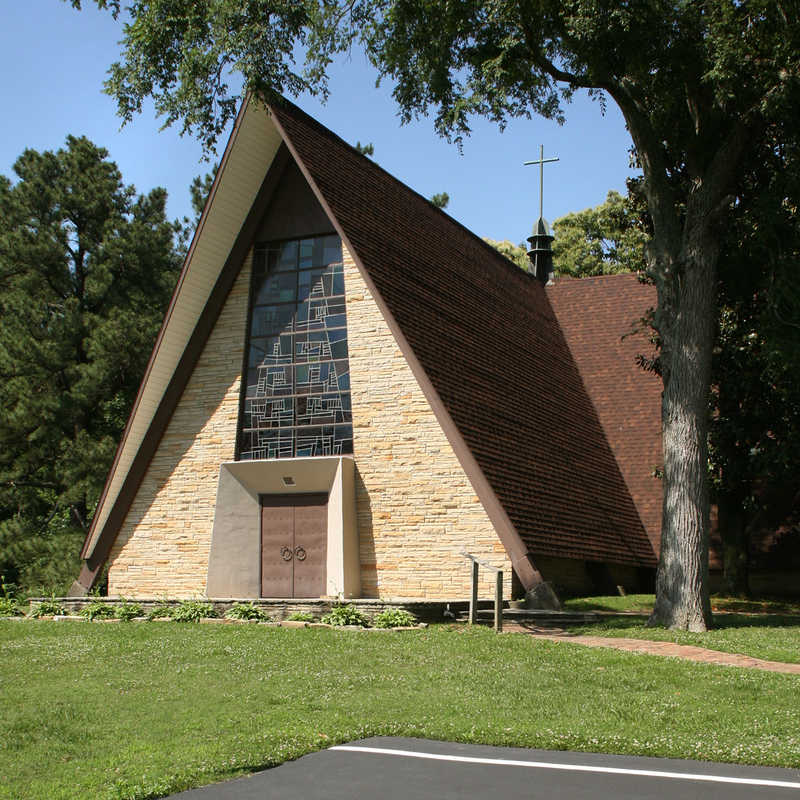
[343,247,512,599]
[107,256,251,597]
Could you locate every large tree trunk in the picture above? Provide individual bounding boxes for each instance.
[649,242,716,631]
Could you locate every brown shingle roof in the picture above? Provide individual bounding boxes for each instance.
[547,274,663,555]
[270,99,656,569]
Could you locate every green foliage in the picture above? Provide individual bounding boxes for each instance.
[0,513,85,598]
[429,191,449,210]
[115,599,144,622]
[354,141,374,157]
[707,155,800,593]
[484,239,530,271]
[171,600,217,623]
[372,608,417,628]
[552,190,649,277]
[320,603,369,627]
[29,597,66,617]
[0,574,21,616]
[0,136,181,595]
[286,611,314,622]
[190,165,218,221]
[489,191,647,278]
[0,596,21,616]
[79,600,116,621]
[225,602,271,621]
[147,603,175,621]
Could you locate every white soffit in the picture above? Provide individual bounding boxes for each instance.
[85,100,282,557]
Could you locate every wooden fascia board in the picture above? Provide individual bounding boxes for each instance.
[268,107,545,591]
[80,96,254,561]
[76,143,293,588]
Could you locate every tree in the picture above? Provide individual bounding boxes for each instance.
[0,136,181,592]
[73,0,800,629]
[189,164,218,223]
[552,190,649,277]
[709,143,800,595]
[354,141,375,157]
[485,238,529,271]
[430,191,449,209]
[488,189,648,275]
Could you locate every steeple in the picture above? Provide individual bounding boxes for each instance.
[523,145,559,285]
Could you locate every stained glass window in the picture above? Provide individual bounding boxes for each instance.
[238,234,353,459]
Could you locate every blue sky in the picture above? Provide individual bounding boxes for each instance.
[1,2,639,244]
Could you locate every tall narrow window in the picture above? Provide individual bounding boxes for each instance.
[238,234,353,459]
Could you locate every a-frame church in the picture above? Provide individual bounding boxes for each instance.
[73,96,664,603]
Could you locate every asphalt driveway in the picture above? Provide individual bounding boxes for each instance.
[168,737,800,799]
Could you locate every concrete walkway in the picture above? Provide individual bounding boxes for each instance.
[505,623,800,674]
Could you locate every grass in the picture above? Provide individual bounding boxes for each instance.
[562,593,655,613]
[1,622,799,799]
[560,593,800,663]
[562,593,800,616]
[568,614,800,664]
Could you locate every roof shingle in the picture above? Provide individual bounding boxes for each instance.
[271,99,656,569]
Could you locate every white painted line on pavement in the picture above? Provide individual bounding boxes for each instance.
[331,745,800,790]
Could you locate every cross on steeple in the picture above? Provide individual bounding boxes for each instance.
[524,145,559,221]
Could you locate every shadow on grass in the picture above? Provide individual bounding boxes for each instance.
[564,613,800,633]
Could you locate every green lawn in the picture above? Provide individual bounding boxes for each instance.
[560,593,800,664]
[2,622,800,799]
[562,593,800,616]
[567,614,800,664]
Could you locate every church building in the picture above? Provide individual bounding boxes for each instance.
[73,96,664,603]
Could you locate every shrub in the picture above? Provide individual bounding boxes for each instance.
[372,608,417,628]
[147,603,175,621]
[115,599,144,622]
[225,602,270,621]
[0,596,21,617]
[171,600,217,622]
[79,601,116,621]
[286,611,314,622]
[30,597,66,617]
[320,604,369,627]
[0,576,22,616]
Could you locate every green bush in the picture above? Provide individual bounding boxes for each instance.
[0,596,21,617]
[30,597,66,617]
[0,575,22,616]
[147,603,175,621]
[286,611,314,622]
[372,608,417,628]
[171,600,217,623]
[225,602,270,621]
[320,604,369,627]
[79,601,116,621]
[115,599,144,622]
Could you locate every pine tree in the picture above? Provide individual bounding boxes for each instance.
[0,136,181,593]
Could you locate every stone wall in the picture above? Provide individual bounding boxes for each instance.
[106,242,512,601]
[106,256,251,597]
[343,247,512,599]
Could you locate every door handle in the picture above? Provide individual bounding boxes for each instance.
[280,546,293,561]
[294,546,307,561]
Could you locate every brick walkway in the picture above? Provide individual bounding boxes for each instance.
[505,623,800,675]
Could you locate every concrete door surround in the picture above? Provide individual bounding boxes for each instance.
[206,456,359,599]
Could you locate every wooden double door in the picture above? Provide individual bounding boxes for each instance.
[260,493,327,598]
